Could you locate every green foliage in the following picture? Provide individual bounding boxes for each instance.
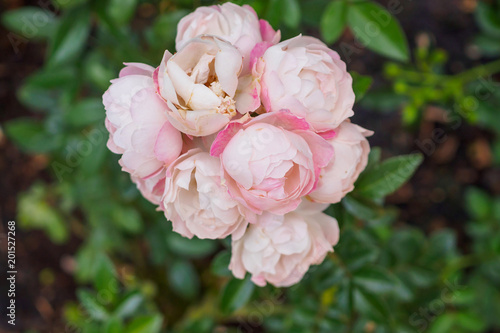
[211,250,232,277]
[148,9,190,52]
[107,0,138,26]
[47,6,91,67]
[2,0,500,332]
[1,6,58,40]
[319,0,409,62]
[126,315,163,333]
[18,183,69,243]
[219,275,255,314]
[474,0,500,57]
[5,118,63,153]
[321,0,348,44]
[371,37,500,129]
[347,1,409,62]
[65,98,106,127]
[356,153,423,198]
[351,71,373,102]
[362,0,500,133]
[265,0,301,29]
[168,260,200,300]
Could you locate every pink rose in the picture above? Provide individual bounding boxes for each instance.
[131,172,166,206]
[103,63,183,204]
[309,121,372,204]
[259,36,355,132]
[229,202,339,287]
[156,36,244,136]
[176,3,280,71]
[161,149,248,240]
[234,56,266,114]
[211,110,333,220]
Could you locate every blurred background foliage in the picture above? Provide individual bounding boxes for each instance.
[1,0,500,332]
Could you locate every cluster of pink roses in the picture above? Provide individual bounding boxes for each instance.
[103,3,371,287]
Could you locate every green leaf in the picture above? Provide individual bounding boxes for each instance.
[365,147,381,170]
[333,279,354,316]
[168,260,200,300]
[83,52,117,91]
[94,255,117,297]
[390,274,414,302]
[347,2,409,62]
[465,187,492,220]
[5,118,63,153]
[47,6,91,67]
[80,137,108,175]
[320,0,348,43]
[77,289,110,321]
[52,0,88,9]
[150,10,190,50]
[403,267,436,288]
[220,275,255,314]
[266,0,283,27]
[475,2,500,38]
[476,100,500,133]
[355,153,423,198]
[65,98,105,127]
[82,322,101,333]
[342,195,382,221]
[282,0,301,28]
[75,246,105,282]
[302,0,329,26]
[26,67,77,89]
[335,229,379,271]
[360,89,408,113]
[110,206,142,234]
[113,292,144,319]
[427,313,455,333]
[126,315,163,333]
[456,311,487,332]
[353,266,396,294]
[177,317,215,333]
[1,6,58,39]
[64,302,87,327]
[18,183,69,244]
[389,228,424,264]
[104,317,124,333]
[474,34,500,57]
[17,81,60,112]
[353,286,390,322]
[427,230,458,261]
[166,232,217,259]
[494,198,500,220]
[145,222,170,265]
[211,250,232,277]
[107,0,137,26]
[351,71,373,102]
